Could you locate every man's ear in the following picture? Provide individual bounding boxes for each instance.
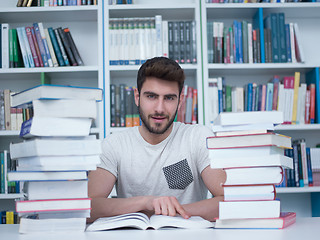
[134,87,140,107]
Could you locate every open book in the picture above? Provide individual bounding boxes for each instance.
[86,212,214,231]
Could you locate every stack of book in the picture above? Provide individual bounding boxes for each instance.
[207,111,296,229]
[7,84,103,233]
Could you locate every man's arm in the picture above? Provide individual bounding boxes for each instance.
[87,168,190,222]
[182,166,226,221]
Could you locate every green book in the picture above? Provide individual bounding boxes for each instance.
[40,72,51,85]
[9,29,14,68]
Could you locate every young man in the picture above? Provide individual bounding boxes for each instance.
[88,57,225,222]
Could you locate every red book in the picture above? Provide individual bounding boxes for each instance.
[191,88,197,124]
[25,27,40,67]
[214,212,296,229]
[305,89,311,124]
[308,83,316,124]
[30,26,44,67]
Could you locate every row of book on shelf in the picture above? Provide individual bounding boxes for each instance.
[16,0,98,7]
[207,70,320,125]
[110,83,198,127]
[109,0,132,4]
[0,22,83,69]
[207,12,304,64]
[208,111,296,228]
[109,16,197,66]
[1,211,18,224]
[4,84,103,233]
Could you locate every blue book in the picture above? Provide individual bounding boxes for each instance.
[266,82,274,111]
[278,12,287,62]
[252,8,265,63]
[218,77,223,113]
[306,68,320,123]
[233,20,239,63]
[33,23,49,67]
[246,83,253,111]
[238,21,243,63]
[285,24,292,62]
[48,27,65,66]
[306,147,313,186]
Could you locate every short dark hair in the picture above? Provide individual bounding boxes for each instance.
[137,57,185,95]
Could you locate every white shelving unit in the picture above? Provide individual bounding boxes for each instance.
[0,1,104,210]
[103,0,203,135]
[201,2,320,217]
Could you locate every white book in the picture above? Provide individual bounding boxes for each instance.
[155,15,163,57]
[223,185,276,201]
[277,83,285,116]
[36,210,91,219]
[289,23,297,63]
[11,84,103,107]
[19,117,92,138]
[21,27,35,68]
[210,153,293,169]
[16,27,30,68]
[297,83,307,124]
[44,28,59,67]
[128,20,136,65]
[247,23,253,64]
[3,150,8,194]
[213,111,284,126]
[293,23,305,63]
[151,18,157,58]
[118,19,125,65]
[19,217,86,233]
[109,19,116,64]
[223,166,284,185]
[212,122,274,133]
[7,171,88,181]
[122,18,129,65]
[208,145,285,159]
[208,78,219,124]
[17,155,100,168]
[162,20,169,58]
[16,198,91,213]
[17,163,97,171]
[38,22,53,67]
[139,18,146,62]
[10,136,101,159]
[219,200,280,220]
[24,180,88,200]
[134,18,141,64]
[1,23,9,69]
[86,213,214,231]
[28,99,97,118]
[236,87,244,112]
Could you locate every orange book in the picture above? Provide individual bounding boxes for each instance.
[308,83,316,124]
[191,88,197,124]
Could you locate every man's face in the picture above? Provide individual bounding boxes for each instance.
[135,77,181,135]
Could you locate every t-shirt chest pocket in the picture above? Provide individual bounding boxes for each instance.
[162,159,194,190]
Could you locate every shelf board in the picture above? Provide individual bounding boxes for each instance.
[0,193,24,199]
[275,124,320,131]
[109,64,198,71]
[0,66,98,74]
[276,186,320,193]
[108,3,196,10]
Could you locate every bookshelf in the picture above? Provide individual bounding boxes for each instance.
[201,2,320,217]
[0,0,104,210]
[103,0,203,135]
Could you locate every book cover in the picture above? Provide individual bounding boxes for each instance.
[306,67,320,123]
[57,27,77,66]
[252,8,265,63]
[48,27,65,66]
[44,28,59,67]
[1,23,10,69]
[54,28,70,66]
[33,23,49,67]
[64,27,84,66]
[25,27,41,67]
[16,27,30,68]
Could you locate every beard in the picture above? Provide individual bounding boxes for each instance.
[138,105,178,135]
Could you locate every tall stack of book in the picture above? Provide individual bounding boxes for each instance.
[7,84,103,233]
[207,111,296,229]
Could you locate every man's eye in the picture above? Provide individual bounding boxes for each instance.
[165,96,174,101]
[147,95,155,99]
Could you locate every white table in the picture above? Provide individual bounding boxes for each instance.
[0,217,319,240]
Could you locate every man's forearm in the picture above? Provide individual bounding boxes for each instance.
[88,196,149,223]
[182,195,224,222]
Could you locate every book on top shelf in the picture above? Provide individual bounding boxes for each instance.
[212,111,283,126]
[86,212,214,231]
[223,166,284,186]
[219,200,280,220]
[19,117,92,138]
[11,84,103,107]
[206,132,292,149]
[214,212,296,229]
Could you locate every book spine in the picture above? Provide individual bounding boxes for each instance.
[30,27,44,67]
[16,27,30,68]
[168,21,174,61]
[64,28,84,66]
[172,21,180,63]
[48,27,65,66]
[57,27,77,66]
[9,29,14,68]
[179,21,185,64]
[33,23,49,67]
[306,147,313,186]
[119,84,126,127]
[191,21,197,63]
[3,89,11,130]
[44,28,59,67]
[12,29,20,68]
[110,84,116,127]
[155,15,163,57]
[125,87,133,127]
[278,12,287,62]
[192,88,197,124]
[162,20,168,58]
[54,28,70,66]
[25,27,41,67]
[21,27,35,68]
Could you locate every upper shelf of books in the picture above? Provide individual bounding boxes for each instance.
[204,3,320,19]
[0,5,98,23]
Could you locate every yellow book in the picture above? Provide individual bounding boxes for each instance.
[6,211,14,224]
[291,72,301,124]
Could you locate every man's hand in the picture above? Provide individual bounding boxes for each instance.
[145,196,190,219]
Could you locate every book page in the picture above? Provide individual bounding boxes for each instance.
[149,215,214,230]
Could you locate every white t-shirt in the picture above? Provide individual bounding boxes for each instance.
[98,122,213,204]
